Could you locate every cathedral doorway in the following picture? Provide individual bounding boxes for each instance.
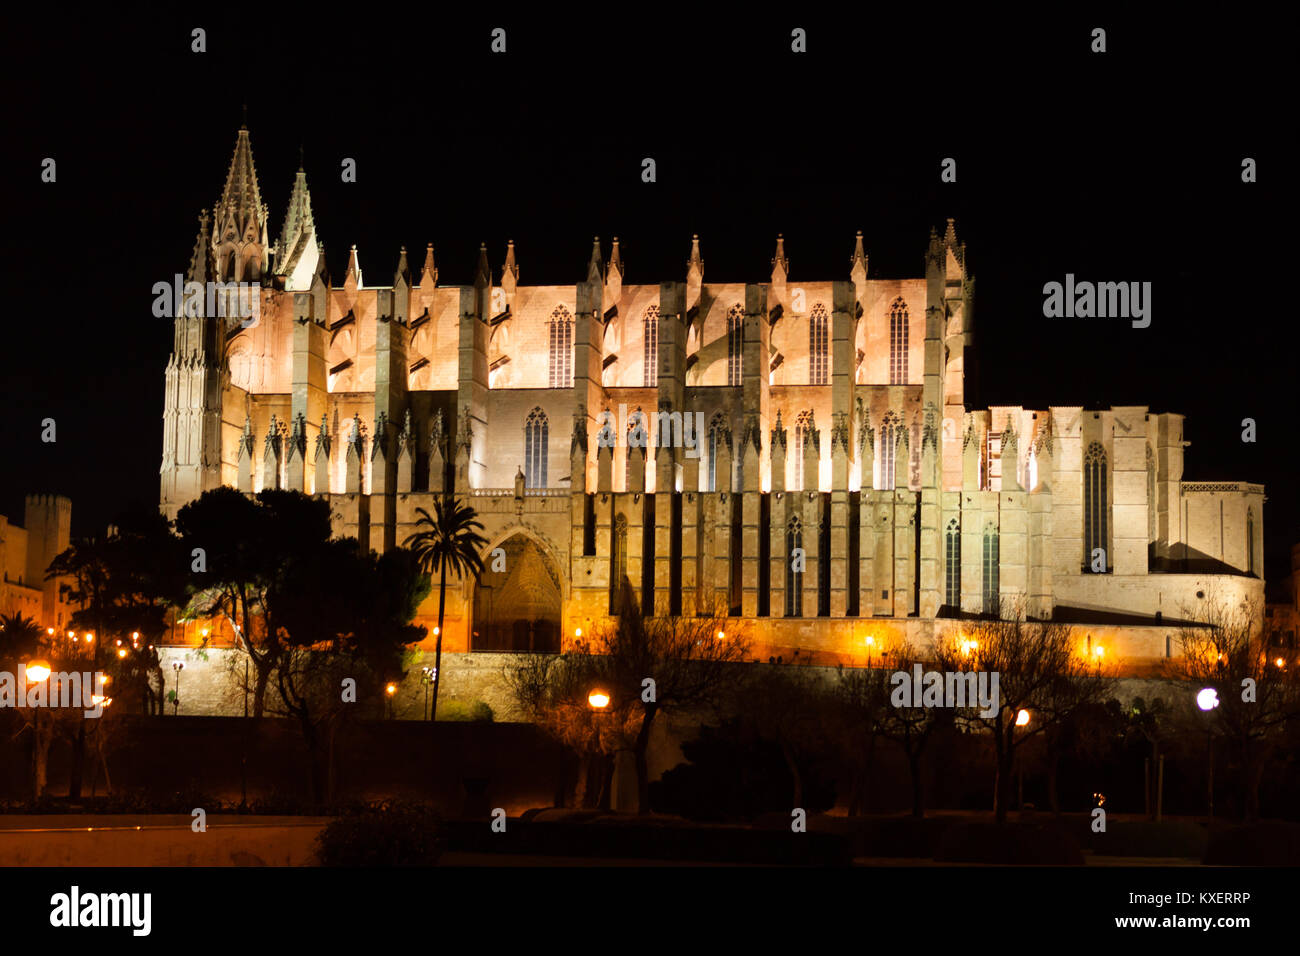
[471,533,562,653]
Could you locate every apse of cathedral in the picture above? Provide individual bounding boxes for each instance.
[159,127,1265,666]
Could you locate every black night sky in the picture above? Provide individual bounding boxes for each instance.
[2,10,1292,589]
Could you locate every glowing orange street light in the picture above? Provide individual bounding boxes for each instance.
[25,660,52,683]
[46,628,54,636]
[717,630,726,641]
[588,689,610,709]
[575,627,582,638]
[433,626,441,637]
[84,633,93,643]
[961,639,977,657]
[1093,645,1105,659]
[1016,709,1031,727]
[385,683,397,696]
[1275,657,1286,669]
[117,648,127,659]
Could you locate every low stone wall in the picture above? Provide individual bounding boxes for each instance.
[0,815,327,866]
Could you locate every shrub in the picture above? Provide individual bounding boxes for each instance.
[436,700,494,722]
[315,803,444,866]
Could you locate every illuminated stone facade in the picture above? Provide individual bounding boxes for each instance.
[159,128,1265,669]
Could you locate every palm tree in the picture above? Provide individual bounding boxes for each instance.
[403,496,487,721]
[0,612,45,661]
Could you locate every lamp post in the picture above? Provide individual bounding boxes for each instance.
[1197,686,1219,818]
[171,661,185,715]
[25,659,51,800]
[385,682,398,719]
[421,667,437,721]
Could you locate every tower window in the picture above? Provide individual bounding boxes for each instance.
[983,526,1000,616]
[1247,509,1255,576]
[548,305,573,389]
[809,303,828,385]
[945,518,961,609]
[524,407,548,488]
[643,305,659,387]
[786,515,803,617]
[1084,442,1108,572]
[727,304,744,387]
[889,297,909,385]
[610,514,628,613]
[794,410,814,491]
[879,416,897,491]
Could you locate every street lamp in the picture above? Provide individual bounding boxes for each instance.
[1197,686,1218,817]
[421,667,436,721]
[171,661,185,715]
[25,660,51,683]
[385,682,398,719]
[1016,709,1031,727]
[588,689,610,710]
[25,660,51,800]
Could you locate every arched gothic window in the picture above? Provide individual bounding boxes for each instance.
[879,415,898,491]
[643,305,659,387]
[727,304,744,386]
[983,525,1000,616]
[524,407,548,489]
[548,305,573,388]
[794,410,814,491]
[809,303,828,385]
[889,297,909,385]
[1247,509,1256,576]
[1084,442,1108,572]
[610,514,628,613]
[945,518,961,609]
[786,515,803,617]
[708,413,727,492]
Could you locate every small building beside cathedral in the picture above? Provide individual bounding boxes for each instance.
[159,128,1265,671]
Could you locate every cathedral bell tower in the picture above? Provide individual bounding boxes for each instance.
[160,125,268,518]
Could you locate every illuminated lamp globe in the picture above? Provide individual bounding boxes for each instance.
[1197,688,1220,711]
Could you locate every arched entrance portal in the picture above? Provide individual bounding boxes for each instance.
[472,533,562,652]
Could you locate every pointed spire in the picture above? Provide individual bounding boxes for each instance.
[587,236,603,283]
[275,164,317,286]
[475,242,491,287]
[394,246,411,288]
[502,239,518,289]
[771,234,789,280]
[849,229,868,284]
[186,211,213,285]
[345,244,362,288]
[608,236,624,280]
[420,243,438,288]
[688,234,702,271]
[215,127,265,239]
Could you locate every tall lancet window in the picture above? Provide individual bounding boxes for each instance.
[889,297,909,385]
[524,407,548,489]
[548,305,573,388]
[708,413,727,492]
[611,514,628,613]
[983,525,1000,616]
[786,515,804,617]
[879,416,897,491]
[643,305,659,387]
[727,304,744,386]
[794,410,814,491]
[1084,442,1108,572]
[945,518,961,610]
[809,303,829,385]
[1247,509,1256,576]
